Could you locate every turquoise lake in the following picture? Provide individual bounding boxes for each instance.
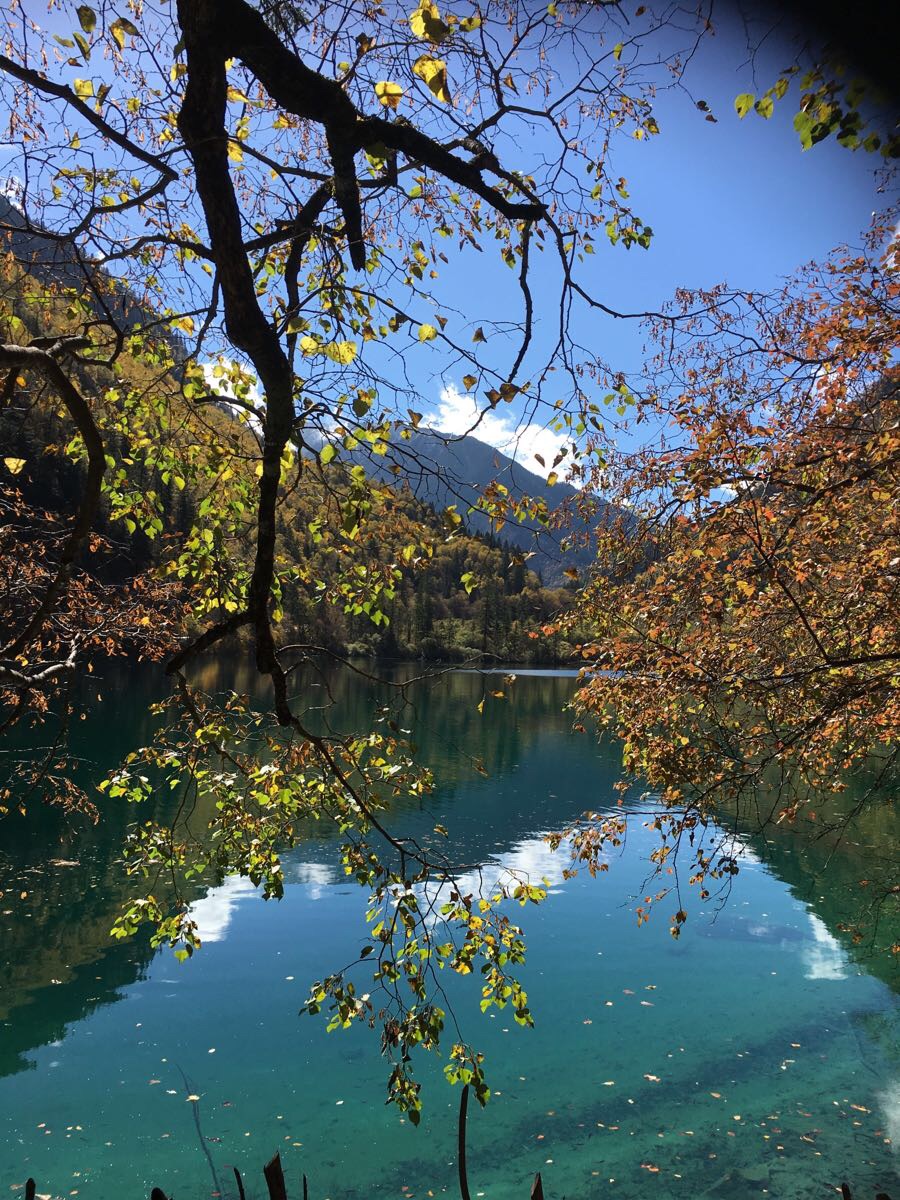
[0,662,897,1199]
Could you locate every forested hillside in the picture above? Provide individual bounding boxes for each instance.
[0,223,578,666]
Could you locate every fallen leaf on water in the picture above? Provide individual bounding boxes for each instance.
[710,1092,722,1099]
[640,1000,654,1007]
[602,1081,615,1086]
[186,1094,200,1102]
[850,1104,869,1113]
[644,1074,661,1082]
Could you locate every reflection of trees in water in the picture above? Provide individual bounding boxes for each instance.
[729,781,900,992]
[0,661,590,1079]
[1,658,893,1084]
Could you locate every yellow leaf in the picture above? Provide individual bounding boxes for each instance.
[418,323,438,342]
[4,457,26,475]
[73,78,94,100]
[412,55,451,104]
[299,336,320,355]
[460,15,481,32]
[409,1,451,42]
[227,139,244,163]
[374,81,404,110]
[110,17,139,48]
[323,340,358,365]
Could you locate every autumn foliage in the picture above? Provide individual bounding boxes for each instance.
[569,220,899,932]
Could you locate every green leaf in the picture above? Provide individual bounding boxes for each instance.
[320,442,336,465]
[734,92,755,119]
[793,109,814,150]
[755,94,774,119]
[76,5,96,34]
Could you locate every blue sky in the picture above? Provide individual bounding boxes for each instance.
[422,16,889,469]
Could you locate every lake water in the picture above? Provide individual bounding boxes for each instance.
[0,662,897,1199]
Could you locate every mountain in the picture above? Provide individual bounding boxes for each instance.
[352,426,609,586]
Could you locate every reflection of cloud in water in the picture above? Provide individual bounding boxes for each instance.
[802,913,848,980]
[451,834,571,897]
[281,860,338,900]
[189,876,258,943]
[190,863,339,943]
[414,833,572,920]
[878,1081,900,1154]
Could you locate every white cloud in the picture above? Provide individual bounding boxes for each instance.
[431,382,567,474]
